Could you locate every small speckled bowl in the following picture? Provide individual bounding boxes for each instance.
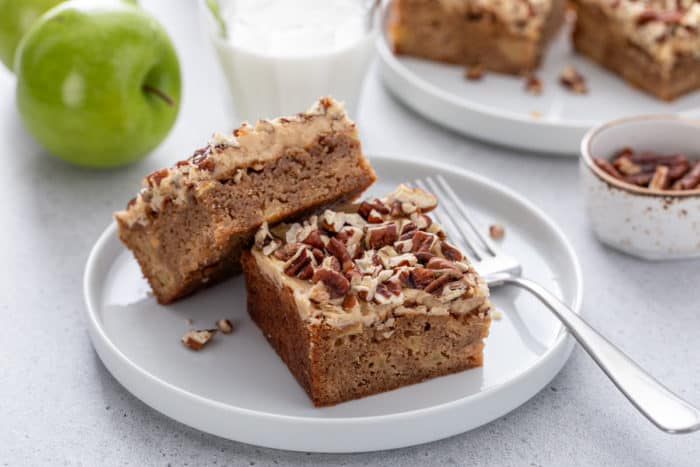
[580,115,700,260]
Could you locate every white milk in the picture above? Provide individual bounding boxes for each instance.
[208,0,376,122]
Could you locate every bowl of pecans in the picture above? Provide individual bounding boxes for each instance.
[580,115,700,260]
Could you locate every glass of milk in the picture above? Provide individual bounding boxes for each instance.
[199,0,379,122]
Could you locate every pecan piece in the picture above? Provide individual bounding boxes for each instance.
[358,199,390,219]
[410,268,436,289]
[274,243,301,261]
[489,224,505,240]
[312,268,350,298]
[424,271,462,294]
[411,230,437,253]
[426,257,460,271]
[649,165,669,190]
[593,157,623,179]
[465,64,484,81]
[440,241,463,261]
[216,319,234,334]
[673,161,700,190]
[182,329,217,350]
[366,223,399,250]
[613,156,642,175]
[302,230,325,250]
[284,248,313,277]
[327,237,352,268]
[146,168,169,187]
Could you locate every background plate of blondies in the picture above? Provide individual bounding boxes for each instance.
[377,12,700,155]
[84,155,583,452]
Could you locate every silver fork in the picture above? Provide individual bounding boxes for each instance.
[415,174,700,434]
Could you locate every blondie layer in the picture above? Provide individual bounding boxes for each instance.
[389,0,567,74]
[114,98,376,304]
[571,0,700,100]
[242,186,492,406]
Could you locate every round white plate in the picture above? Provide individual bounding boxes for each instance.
[84,155,583,453]
[376,5,700,155]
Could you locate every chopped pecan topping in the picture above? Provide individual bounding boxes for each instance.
[366,223,399,249]
[312,268,350,298]
[386,185,437,214]
[308,282,331,304]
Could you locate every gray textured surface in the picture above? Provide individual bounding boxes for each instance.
[1,1,699,465]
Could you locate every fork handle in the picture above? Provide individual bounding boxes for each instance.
[488,273,700,434]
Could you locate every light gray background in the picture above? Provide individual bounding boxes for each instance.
[1,1,699,465]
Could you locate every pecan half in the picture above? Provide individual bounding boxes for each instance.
[312,268,350,298]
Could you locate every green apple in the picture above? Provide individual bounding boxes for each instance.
[15,0,180,168]
[0,0,66,71]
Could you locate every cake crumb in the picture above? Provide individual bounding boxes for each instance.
[559,65,588,94]
[465,64,484,81]
[489,224,505,240]
[182,329,217,350]
[524,73,543,95]
[185,318,193,326]
[216,319,234,334]
[530,111,542,118]
[490,309,503,321]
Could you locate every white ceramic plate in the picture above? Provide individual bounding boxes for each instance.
[376,5,700,155]
[84,155,583,452]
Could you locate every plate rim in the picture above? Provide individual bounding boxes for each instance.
[83,154,583,446]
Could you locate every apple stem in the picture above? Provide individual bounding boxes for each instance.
[143,84,175,107]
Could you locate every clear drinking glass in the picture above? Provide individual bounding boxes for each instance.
[199,0,379,123]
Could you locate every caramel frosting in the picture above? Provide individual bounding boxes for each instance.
[251,185,492,331]
[438,0,555,37]
[114,97,356,228]
[577,0,700,69]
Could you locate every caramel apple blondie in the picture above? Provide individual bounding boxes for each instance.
[114,97,376,304]
[389,0,567,74]
[571,0,700,100]
[242,185,492,406]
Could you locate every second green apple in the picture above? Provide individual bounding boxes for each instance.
[15,0,180,167]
